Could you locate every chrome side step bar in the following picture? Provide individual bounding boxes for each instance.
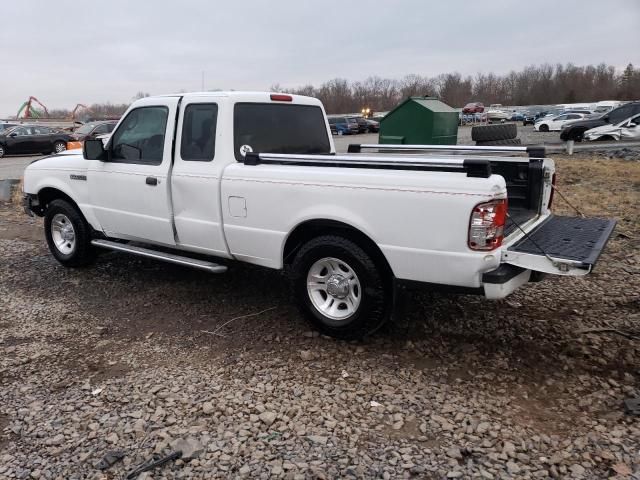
[91,239,227,273]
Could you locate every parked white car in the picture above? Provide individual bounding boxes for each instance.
[22,91,616,339]
[535,113,587,132]
[584,113,640,141]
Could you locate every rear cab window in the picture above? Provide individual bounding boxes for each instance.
[234,103,330,161]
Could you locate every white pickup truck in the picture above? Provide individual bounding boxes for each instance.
[23,92,615,339]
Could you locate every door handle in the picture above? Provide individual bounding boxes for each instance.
[145,176,158,186]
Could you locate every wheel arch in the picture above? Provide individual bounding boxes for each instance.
[283,218,395,279]
[35,187,80,217]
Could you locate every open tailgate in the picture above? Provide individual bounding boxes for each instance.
[503,215,616,276]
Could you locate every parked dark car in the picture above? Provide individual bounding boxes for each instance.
[365,119,380,133]
[522,112,536,126]
[462,102,485,114]
[0,123,18,133]
[560,102,640,141]
[69,120,117,141]
[510,111,525,122]
[354,117,371,133]
[328,116,360,135]
[0,125,72,157]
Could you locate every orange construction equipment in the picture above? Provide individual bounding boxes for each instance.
[16,96,50,119]
[69,104,94,121]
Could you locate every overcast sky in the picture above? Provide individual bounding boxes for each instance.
[1,0,638,116]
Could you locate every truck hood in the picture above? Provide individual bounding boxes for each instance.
[26,150,86,170]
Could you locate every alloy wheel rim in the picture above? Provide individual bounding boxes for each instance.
[55,143,66,153]
[51,213,76,254]
[306,257,361,321]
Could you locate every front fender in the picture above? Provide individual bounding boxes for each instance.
[24,163,101,231]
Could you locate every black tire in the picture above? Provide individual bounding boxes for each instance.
[289,235,390,340]
[44,199,95,267]
[476,138,522,146]
[539,124,549,132]
[471,123,517,142]
[52,141,66,154]
[0,144,5,158]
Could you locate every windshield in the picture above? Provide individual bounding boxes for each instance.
[75,124,95,135]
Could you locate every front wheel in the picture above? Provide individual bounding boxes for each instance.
[289,235,390,339]
[539,124,549,132]
[0,144,5,158]
[53,141,66,154]
[44,199,95,267]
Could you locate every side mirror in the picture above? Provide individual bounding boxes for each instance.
[84,139,107,160]
[629,123,637,128]
[9,132,17,137]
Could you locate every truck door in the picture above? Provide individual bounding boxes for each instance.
[170,99,231,257]
[6,126,34,154]
[88,98,179,245]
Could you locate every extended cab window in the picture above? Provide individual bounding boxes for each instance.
[110,106,168,165]
[234,103,330,161]
[181,103,218,161]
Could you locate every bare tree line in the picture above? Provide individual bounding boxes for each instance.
[42,63,640,119]
[275,63,640,114]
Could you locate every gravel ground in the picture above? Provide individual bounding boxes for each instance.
[0,154,639,479]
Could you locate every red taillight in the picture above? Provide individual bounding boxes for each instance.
[270,94,292,102]
[548,173,556,209]
[468,199,507,251]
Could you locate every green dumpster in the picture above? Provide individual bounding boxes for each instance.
[379,96,458,145]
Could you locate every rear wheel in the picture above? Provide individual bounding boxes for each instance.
[539,124,549,132]
[290,235,390,340]
[44,199,95,267]
[53,141,66,154]
[0,145,5,158]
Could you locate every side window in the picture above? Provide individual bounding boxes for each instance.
[110,106,168,165]
[106,123,116,133]
[34,126,51,134]
[12,127,27,136]
[180,103,218,161]
[609,106,632,124]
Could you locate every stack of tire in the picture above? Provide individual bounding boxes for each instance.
[471,124,520,146]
